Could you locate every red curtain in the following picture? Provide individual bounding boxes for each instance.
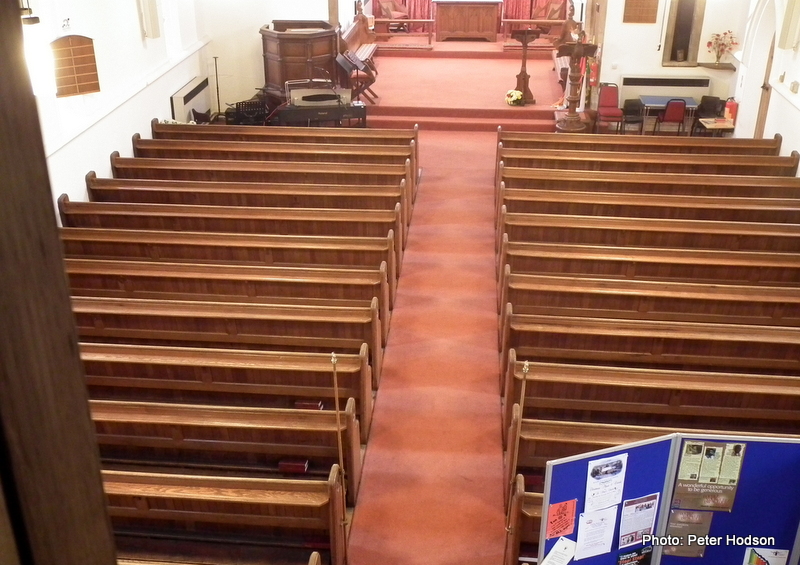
[504,0,566,20]
[405,0,431,19]
[503,0,533,20]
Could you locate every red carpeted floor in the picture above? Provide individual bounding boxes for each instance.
[347,130,506,565]
[364,44,563,131]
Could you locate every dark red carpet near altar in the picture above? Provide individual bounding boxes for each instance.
[346,129,507,565]
[365,41,562,131]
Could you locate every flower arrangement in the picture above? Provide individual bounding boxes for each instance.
[505,89,524,106]
[707,31,738,64]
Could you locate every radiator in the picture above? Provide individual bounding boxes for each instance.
[170,76,211,122]
[620,76,710,103]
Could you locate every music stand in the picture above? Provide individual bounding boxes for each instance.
[511,28,542,105]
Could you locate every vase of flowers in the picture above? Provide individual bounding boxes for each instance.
[707,31,738,64]
[505,89,524,106]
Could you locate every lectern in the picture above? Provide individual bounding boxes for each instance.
[555,39,598,133]
[511,28,542,105]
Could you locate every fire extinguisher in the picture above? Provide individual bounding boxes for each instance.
[725,97,739,124]
[588,60,599,87]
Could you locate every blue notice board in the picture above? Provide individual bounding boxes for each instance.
[541,435,677,565]
[540,434,800,565]
[661,436,800,565]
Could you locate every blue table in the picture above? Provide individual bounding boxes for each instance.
[639,96,698,134]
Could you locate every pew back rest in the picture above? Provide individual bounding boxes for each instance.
[92,397,363,502]
[81,342,374,442]
[103,466,347,565]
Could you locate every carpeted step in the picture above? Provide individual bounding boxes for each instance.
[368,105,556,120]
[376,47,550,60]
[367,114,556,132]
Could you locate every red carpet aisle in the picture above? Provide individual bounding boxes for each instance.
[348,130,506,565]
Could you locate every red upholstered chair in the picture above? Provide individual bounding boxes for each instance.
[654,98,687,135]
[596,83,623,133]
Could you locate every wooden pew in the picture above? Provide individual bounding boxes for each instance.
[119,555,323,565]
[497,185,800,225]
[504,475,542,565]
[92,398,362,504]
[86,172,409,229]
[58,196,404,269]
[150,119,421,189]
[503,408,800,498]
[60,227,399,296]
[109,153,415,229]
[103,466,347,565]
[65,258,393,345]
[499,271,800,330]
[500,308,800,381]
[81,342,373,443]
[496,129,783,155]
[501,350,800,439]
[130,135,417,213]
[498,167,800,199]
[498,209,800,253]
[73,295,384,388]
[497,240,800,290]
[496,148,800,177]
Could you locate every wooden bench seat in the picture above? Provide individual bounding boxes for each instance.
[499,271,800,330]
[86,172,410,229]
[92,398,362,504]
[58,197,404,268]
[130,136,417,213]
[150,119,419,181]
[498,210,800,253]
[60,227,399,294]
[109,153,415,226]
[498,167,800,199]
[341,12,377,64]
[65,258,393,345]
[119,552,323,565]
[497,185,800,225]
[501,351,800,439]
[73,295,384,388]
[498,240,800,289]
[81,342,373,442]
[496,148,800,176]
[103,467,347,565]
[496,129,783,155]
[500,309,800,382]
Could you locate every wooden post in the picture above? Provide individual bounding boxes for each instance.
[0,4,118,565]
[330,0,340,26]
[555,36,598,133]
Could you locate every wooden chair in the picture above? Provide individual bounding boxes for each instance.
[654,98,686,135]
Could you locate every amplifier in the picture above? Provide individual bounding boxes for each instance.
[290,87,351,107]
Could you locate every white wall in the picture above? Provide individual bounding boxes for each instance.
[599,0,748,99]
[23,0,207,209]
[194,0,333,113]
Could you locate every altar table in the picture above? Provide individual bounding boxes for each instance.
[431,0,503,42]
